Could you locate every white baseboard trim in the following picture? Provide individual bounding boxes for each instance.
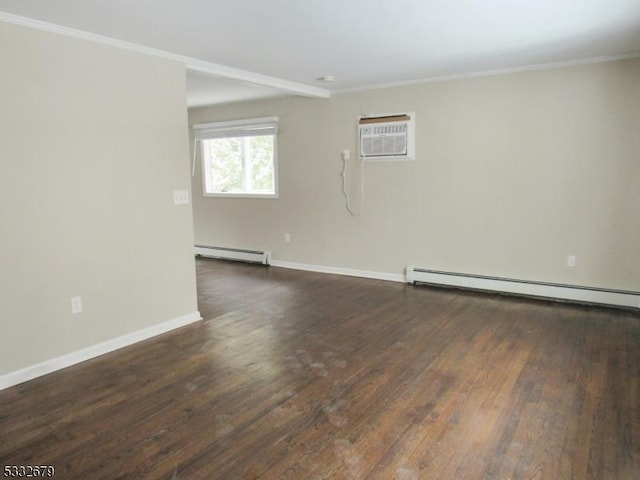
[406,267,640,309]
[270,259,405,283]
[0,311,202,391]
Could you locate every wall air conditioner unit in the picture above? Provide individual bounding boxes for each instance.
[358,112,415,161]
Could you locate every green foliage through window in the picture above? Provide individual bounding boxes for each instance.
[203,134,276,196]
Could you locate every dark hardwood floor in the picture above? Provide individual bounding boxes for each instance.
[1,258,639,479]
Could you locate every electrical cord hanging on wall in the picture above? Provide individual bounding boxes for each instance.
[341,149,365,216]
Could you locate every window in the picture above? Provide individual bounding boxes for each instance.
[194,117,278,198]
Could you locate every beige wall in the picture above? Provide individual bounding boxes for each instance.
[0,22,198,374]
[189,59,640,291]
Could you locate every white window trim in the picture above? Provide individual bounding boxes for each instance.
[193,116,279,199]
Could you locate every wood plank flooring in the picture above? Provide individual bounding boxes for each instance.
[1,258,639,479]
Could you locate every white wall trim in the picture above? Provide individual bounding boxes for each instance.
[0,12,330,99]
[0,311,202,391]
[270,259,405,283]
[268,259,639,309]
[406,267,640,309]
[335,52,640,95]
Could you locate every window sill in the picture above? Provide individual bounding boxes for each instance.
[203,192,279,199]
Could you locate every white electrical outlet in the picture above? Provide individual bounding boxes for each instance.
[173,190,189,205]
[285,233,291,243]
[71,296,83,314]
[567,255,576,267]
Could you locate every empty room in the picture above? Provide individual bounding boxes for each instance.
[1,1,639,479]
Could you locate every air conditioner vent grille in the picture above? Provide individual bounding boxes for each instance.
[358,112,415,161]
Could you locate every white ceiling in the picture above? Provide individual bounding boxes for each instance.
[1,0,639,107]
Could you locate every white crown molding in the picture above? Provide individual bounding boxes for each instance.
[0,311,202,391]
[0,12,330,99]
[186,58,330,98]
[335,52,640,95]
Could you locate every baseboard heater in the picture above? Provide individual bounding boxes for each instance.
[406,267,640,309]
[194,245,271,265]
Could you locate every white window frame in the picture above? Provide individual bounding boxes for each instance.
[194,116,279,199]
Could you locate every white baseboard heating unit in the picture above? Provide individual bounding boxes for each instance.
[406,267,640,309]
[194,245,271,265]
